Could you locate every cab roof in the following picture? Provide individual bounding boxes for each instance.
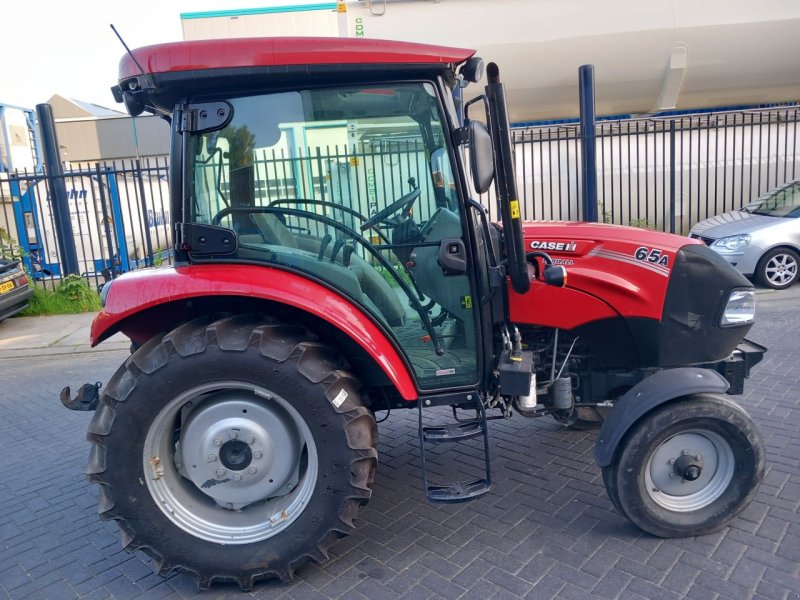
[119,37,476,81]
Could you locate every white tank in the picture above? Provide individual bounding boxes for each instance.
[343,0,800,122]
[180,0,800,122]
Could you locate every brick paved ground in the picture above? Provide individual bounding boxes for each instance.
[1,286,799,599]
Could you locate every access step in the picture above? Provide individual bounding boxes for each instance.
[422,420,484,443]
[417,396,492,504]
[426,478,491,503]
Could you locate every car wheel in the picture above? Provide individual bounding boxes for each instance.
[755,247,799,289]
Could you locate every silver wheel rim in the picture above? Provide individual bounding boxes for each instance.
[645,429,734,512]
[143,381,317,544]
[765,253,798,287]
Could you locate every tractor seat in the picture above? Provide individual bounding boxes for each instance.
[248,213,405,327]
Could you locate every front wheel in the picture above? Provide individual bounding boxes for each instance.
[86,315,377,590]
[602,394,764,538]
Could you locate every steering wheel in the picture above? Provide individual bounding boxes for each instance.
[360,188,421,231]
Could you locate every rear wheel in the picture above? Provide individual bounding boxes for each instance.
[755,247,799,289]
[602,394,764,538]
[86,315,377,590]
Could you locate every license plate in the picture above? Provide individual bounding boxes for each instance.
[0,281,14,294]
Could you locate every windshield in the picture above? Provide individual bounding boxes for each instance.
[186,82,478,390]
[743,182,800,218]
[189,83,456,228]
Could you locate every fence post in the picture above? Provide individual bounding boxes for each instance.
[669,120,676,233]
[135,159,155,265]
[579,65,598,222]
[95,164,119,279]
[36,103,80,276]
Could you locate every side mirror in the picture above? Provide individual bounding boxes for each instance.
[468,120,494,194]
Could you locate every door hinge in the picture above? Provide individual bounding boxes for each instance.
[179,102,232,134]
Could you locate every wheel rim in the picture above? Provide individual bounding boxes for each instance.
[644,429,734,512]
[765,253,798,287]
[143,381,318,544]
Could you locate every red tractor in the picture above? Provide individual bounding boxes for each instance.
[68,37,766,589]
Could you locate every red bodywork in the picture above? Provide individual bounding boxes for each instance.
[92,265,418,401]
[509,222,703,328]
[119,37,475,80]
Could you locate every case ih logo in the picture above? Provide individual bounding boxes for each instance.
[529,240,578,252]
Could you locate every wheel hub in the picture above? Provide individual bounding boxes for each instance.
[175,392,303,509]
[673,453,704,481]
[645,430,735,512]
[219,439,253,471]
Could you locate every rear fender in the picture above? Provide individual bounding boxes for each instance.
[594,367,730,467]
[91,265,417,400]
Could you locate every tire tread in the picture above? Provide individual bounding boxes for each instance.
[86,315,378,590]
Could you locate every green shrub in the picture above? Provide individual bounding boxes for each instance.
[628,218,657,230]
[0,227,24,261]
[21,275,102,316]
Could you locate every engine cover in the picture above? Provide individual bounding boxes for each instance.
[508,222,753,368]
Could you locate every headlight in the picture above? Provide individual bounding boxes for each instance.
[711,234,751,252]
[721,289,755,326]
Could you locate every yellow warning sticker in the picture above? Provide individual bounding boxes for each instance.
[510,200,520,219]
[337,1,347,12]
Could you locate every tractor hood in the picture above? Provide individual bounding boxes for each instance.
[508,221,753,368]
[521,221,696,256]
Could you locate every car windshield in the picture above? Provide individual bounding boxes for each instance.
[743,182,800,218]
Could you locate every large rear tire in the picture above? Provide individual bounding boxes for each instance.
[86,315,378,590]
[601,394,764,538]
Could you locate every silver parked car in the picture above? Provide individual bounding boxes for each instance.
[690,180,800,289]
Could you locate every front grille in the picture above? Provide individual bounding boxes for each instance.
[690,234,715,246]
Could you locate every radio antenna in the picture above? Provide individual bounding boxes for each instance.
[110,24,158,91]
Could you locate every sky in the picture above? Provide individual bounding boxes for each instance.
[0,0,318,110]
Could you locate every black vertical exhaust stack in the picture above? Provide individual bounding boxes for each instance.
[579,64,598,222]
[485,62,530,294]
[36,103,80,276]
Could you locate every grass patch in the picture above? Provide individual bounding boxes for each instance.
[20,275,102,316]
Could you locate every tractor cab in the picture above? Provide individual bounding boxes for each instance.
[107,37,526,395]
[186,82,480,388]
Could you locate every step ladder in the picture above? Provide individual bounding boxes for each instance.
[417,401,492,503]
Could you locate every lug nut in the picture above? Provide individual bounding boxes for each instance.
[213,438,222,447]
[668,458,675,465]
[207,454,217,462]
[246,436,255,445]
[216,468,226,478]
[681,449,689,455]
[248,466,257,474]
[234,473,242,481]
[254,451,263,459]
[231,431,239,439]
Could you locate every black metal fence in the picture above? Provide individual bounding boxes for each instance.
[1,105,798,292]
[504,105,800,232]
[0,158,170,291]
